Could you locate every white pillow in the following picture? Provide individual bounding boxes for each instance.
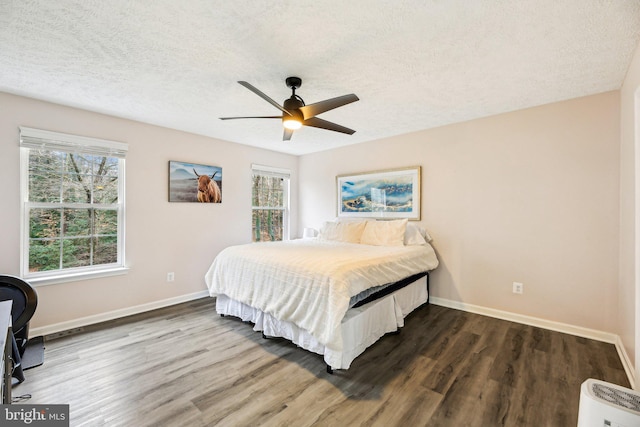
[318,221,366,243]
[360,219,408,246]
[404,223,428,245]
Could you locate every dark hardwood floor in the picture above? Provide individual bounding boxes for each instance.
[13,298,630,426]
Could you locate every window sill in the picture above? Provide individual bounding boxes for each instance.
[26,266,130,287]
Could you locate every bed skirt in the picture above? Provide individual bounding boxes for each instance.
[215,275,429,371]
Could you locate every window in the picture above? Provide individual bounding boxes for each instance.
[251,165,290,242]
[20,127,128,284]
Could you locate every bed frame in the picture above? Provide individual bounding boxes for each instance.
[216,272,430,373]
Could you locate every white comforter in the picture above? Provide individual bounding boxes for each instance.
[204,239,439,352]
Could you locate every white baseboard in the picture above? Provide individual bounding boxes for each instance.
[31,290,210,337]
[615,335,637,390]
[429,296,636,388]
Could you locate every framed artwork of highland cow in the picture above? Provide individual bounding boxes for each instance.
[169,161,222,203]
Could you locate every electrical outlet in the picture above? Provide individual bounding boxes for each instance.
[167,272,175,282]
[513,282,523,294]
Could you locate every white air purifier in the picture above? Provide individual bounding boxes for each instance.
[577,378,640,427]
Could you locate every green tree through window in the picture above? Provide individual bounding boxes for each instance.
[20,127,127,281]
[251,166,290,242]
[27,150,120,272]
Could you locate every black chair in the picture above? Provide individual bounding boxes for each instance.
[0,275,38,358]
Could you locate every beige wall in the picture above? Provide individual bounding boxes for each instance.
[620,39,640,382]
[0,92,298,329]
[299,92,621,333]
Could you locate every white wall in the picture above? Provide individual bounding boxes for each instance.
[299,91,620,334]
[620,38,640,384]
[0,92,298,330]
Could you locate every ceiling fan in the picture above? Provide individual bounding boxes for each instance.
[220,77,359,141]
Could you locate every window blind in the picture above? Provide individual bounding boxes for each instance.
[251,164,290,179]
[19,126,128,158]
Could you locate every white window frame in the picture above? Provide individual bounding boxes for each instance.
[19,127,128,286]
[251,164,290,241]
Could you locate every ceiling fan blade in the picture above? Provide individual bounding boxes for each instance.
[238,81,292,116]
[303,117,355,135]
[219,116,283,120]
[299,94,359,120]
[283,128,294,141]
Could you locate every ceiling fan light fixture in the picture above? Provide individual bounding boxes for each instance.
[282,118,302,130]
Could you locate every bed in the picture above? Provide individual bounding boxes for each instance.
[204,219,439,372]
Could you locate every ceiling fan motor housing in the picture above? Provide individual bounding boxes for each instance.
[283,97,304,111]
[283,97,304,126]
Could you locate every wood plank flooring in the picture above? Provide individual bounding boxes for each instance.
[13,298,630,426]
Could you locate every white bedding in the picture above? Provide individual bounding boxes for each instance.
[204,239,439,353]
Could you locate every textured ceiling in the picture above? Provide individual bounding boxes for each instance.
[1,1,640,156]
